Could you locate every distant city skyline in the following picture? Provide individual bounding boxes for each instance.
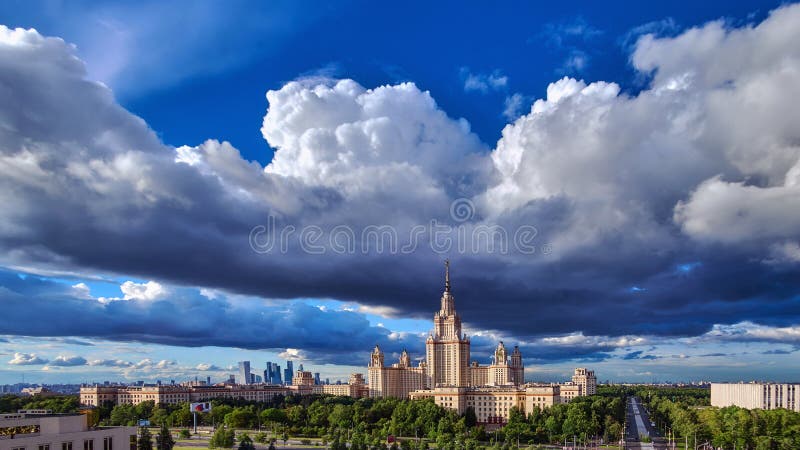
[1,0,800,385]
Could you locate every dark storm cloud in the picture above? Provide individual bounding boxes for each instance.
[0,270,422,366]
[622,351,658,360]
[1,4,800,364]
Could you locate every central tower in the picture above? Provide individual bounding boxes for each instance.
[426,260,470,387]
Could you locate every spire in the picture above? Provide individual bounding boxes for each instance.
[444,259,451,293]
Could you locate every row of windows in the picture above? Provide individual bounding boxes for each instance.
[12,437,117,450]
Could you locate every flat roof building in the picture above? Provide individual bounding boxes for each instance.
[711,383,799,411]
[0,412,136,450]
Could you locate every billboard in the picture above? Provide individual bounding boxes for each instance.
[190,402,211,413]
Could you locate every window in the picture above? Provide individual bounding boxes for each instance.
[84,440,94,450]
[39,445,51,450]
[62,442,73,450]
[103,438,112,450]
[12,447,25,450]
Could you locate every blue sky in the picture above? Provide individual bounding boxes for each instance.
[1,0,800,385]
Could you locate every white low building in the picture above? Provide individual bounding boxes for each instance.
[711,383,800,411]
[0,412,136,450]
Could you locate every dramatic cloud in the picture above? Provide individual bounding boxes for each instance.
[1,4,800,369]
[120,280,167,301]
[0,270,423,366]
[48,355,88,367]
[700,322,800,344]
[8,352,48,365]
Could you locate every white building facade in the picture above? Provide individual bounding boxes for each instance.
[711,383,800,411]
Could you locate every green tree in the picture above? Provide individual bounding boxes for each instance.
[225,408,256,429]
[237,434,255,450]
[463,407,477,429]
[156,423,175,450]
[111,404,138,426]
[150,408,169,427]
[260,408,287,427]
[209,427,235,449]
[137,427,153,450]
[169,407,193,428]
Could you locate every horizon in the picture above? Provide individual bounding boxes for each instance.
[1,0,800,386]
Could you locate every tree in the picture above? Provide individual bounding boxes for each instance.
[463,407,477,429]
[150,408,169,427]
[137,427,153,450]
[156,424,175,450]
[237,434,255,450]
[209,427,235,449]
[169,408,192,428]
[111,404,138,426]
[224,408,256,429]
[260,408,287,428]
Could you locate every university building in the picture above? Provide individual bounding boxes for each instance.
[711,383,800,411]
[368,262,596,424]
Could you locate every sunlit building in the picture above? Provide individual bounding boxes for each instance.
[571,368,596,395]
[369,261,595,424]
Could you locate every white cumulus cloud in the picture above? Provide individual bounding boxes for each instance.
[9,352,48,365]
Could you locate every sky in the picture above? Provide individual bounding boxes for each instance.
[0,0,800,385]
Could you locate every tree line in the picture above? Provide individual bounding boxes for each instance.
[634,386,800,450]
[95,390,625,449]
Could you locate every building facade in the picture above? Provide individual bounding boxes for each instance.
[426,264,471,388]
[711,383,800,411]
[368,347,429,399]
[369,261,595,424]
[292,371,315,386]
[410,384,561,425]
[283,361,294,386]
[237,361,251,385]
[570,368,596,396]
[80,373,370,407]
[0,412,136,450]
[311,374,368,398]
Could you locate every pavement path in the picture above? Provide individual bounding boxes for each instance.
[625,396,665,450]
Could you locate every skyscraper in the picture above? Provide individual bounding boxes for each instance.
[314,373,321,385]
[238,361,251,385]
[264,362,283,384]
[284,360,294,385]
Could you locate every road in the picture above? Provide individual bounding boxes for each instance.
[625,396,667,450]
